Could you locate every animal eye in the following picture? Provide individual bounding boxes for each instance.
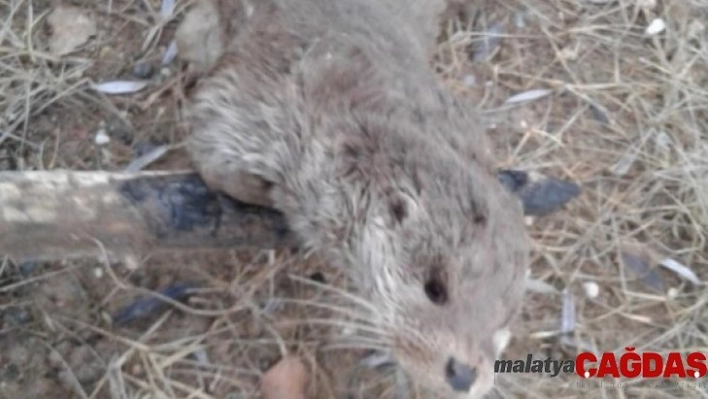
[424,278,448,304]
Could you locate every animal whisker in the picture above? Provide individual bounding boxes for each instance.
[275,297,377,323]
[286,273,380,314]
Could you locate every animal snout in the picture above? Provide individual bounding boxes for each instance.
[445,357,477,392]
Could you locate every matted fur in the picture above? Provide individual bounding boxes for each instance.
[186,0,530,397]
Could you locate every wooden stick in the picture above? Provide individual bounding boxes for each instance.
[0,170,295,263]
[0,169,580,263]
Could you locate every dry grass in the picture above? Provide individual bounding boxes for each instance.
[1,0,708,398]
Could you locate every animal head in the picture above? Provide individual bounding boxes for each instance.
[283,45,531,397]
[356,170,527,397]
[327,121,530,398]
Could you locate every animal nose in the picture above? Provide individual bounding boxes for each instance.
[445,357,477,392]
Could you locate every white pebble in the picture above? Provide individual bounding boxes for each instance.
[645,18,666,36]
[123,255,139,271]
[582,282,599,299]
[93,267,103,278]
[94,129,110,145]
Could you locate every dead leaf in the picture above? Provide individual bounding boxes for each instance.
[261,356,308,399]
[524,277,559,294]
[91,81,149,95]
[47,6,97,56]
[504,89,552,104]
[472,23,504,62]
[560,288,575,334]
[124,144,170,172]
[496,170,581,216]
[620,250,664,291]
[359,351,395,370]
[160,0,176,19]
[589,103,610,125]
[162,40,178,66]
[659,258,700,285]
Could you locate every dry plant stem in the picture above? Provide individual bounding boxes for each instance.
[0,170,295,263]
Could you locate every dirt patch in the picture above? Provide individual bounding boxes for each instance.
[2,0,708,398]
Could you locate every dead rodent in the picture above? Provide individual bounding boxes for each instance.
[184,0,530,397]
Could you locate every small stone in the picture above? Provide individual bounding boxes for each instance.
[582,282,600,299]
[645,18,666,36]
[93,267,103,279]
[132,61,154,79]
[94,129,110,146]
[123,255,139,271]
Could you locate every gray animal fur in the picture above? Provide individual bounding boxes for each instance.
[185,0,530,397]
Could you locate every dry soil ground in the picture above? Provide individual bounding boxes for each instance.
[1,0,707,398]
